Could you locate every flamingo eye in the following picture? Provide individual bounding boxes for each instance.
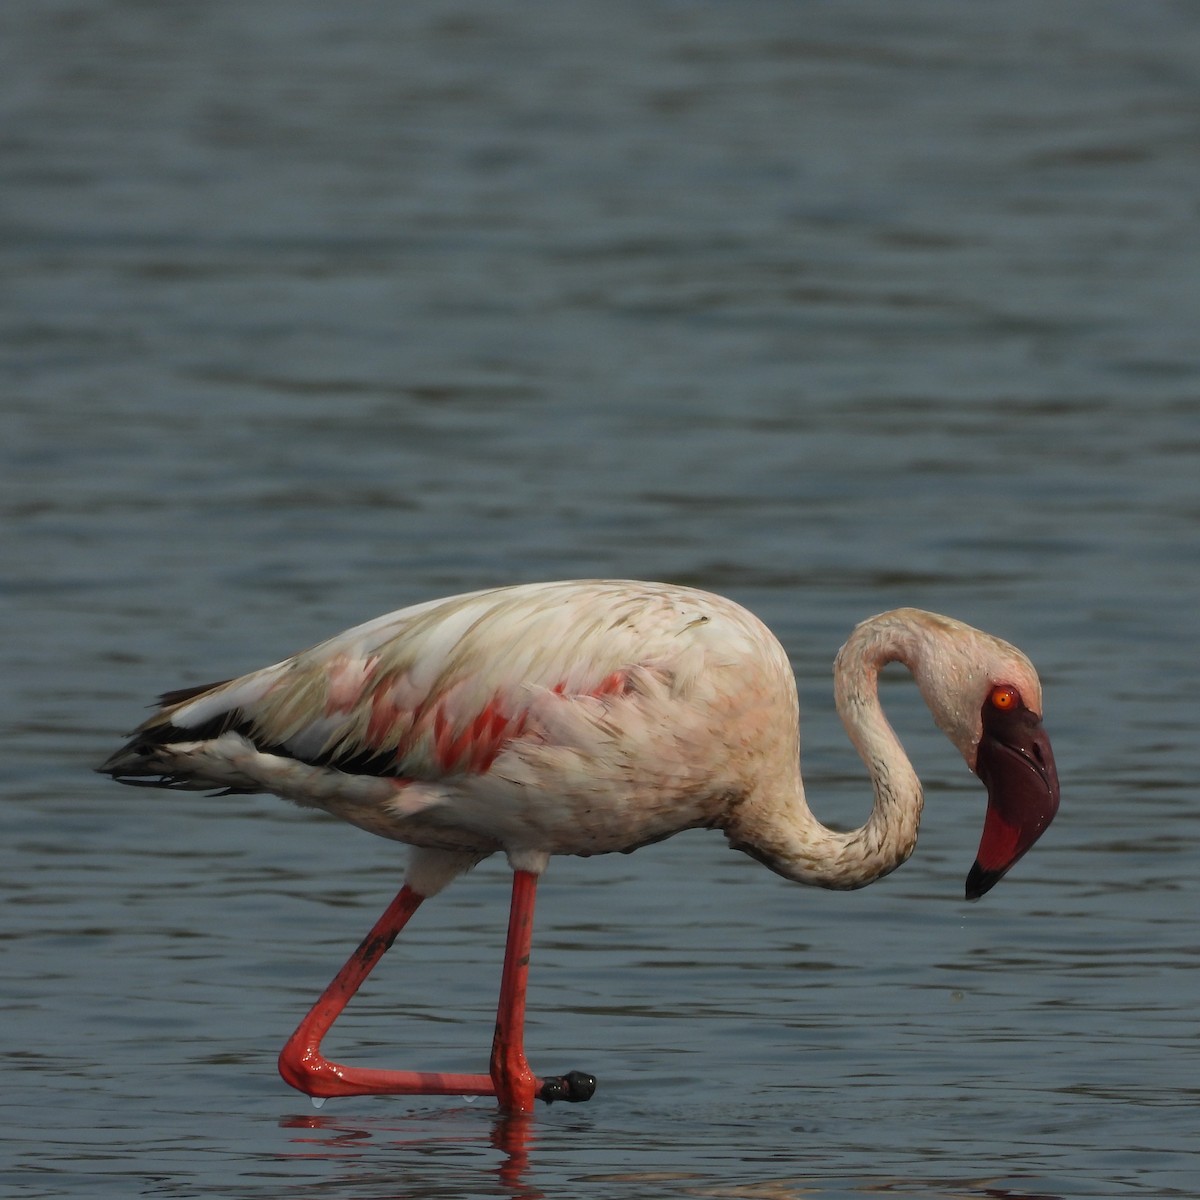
[989,684,1020,711]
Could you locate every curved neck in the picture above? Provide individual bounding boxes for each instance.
[727,613,928,890]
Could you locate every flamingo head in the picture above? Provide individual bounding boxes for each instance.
[964,680,1060,899]
[909,617,1060,899]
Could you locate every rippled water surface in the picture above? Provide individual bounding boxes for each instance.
[3,2,1198,1197]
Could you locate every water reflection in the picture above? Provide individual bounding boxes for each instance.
[278,1105,1071,1200]
[279,1107,541,1198]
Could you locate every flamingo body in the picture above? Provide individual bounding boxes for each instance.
[101,580,1060,1110]
[127,580,792,870]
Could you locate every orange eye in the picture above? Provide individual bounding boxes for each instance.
[989,684,1019,711]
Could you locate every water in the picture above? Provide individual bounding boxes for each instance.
[3,1,1198,1196]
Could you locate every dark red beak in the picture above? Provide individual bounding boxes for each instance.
[965,698,1060,900]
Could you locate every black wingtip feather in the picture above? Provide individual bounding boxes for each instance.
[156,680,232,708]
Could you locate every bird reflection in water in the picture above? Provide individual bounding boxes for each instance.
[279,1107,541,1195]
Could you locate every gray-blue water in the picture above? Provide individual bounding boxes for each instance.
[3,2,1197,1196]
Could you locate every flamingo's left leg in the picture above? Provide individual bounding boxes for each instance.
[277,883,497,1100]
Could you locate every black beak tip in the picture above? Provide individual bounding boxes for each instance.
[964,861,1002,901]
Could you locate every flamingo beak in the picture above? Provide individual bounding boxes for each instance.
[965,705,1060,900]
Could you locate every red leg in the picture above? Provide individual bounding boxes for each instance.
[276,875,597,1109]
[278,884,493,1100]
[489,870,540,1112]
[488,870,598,1111]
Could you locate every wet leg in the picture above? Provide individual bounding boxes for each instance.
[489,870,599,1111]
[277,884,493,1099]
[489,870,540,1112]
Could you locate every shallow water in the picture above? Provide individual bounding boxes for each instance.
[3,2,1198,1197]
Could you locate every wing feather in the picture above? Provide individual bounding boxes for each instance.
[102,580,753,790]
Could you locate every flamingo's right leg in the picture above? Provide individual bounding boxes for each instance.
[489,870,598,1112]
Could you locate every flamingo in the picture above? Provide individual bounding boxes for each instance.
[99,579,1059,1113]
